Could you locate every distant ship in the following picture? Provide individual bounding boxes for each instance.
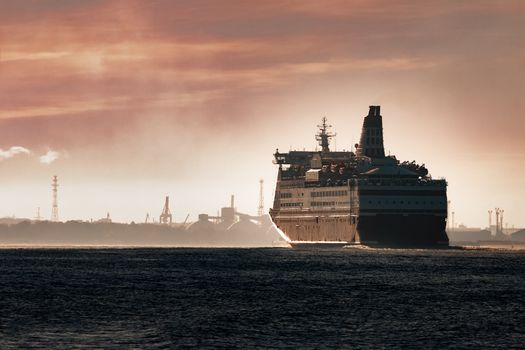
[269,106,449,247]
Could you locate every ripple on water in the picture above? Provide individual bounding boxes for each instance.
[0,248,524,349]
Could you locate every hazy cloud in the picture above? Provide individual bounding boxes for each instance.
[0,146,31,160]
[39,150,60,164]
[0,146,61,164]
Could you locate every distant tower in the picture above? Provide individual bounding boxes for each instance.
[356,106,385,158]
[145,213,150,223]
[159,196,172,225]
[451,211,455,231]
[51,175,59,222]
[316,117,336,153]
[495,208,501,234]
[447,200,451,230]
[499,210,504,234]
[258,179,265,217]
[488,210,493,234]
[34,207,42,221]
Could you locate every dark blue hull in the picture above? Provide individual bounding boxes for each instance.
[357,214,449,247]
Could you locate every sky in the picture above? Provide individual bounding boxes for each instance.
[0,0,524,227]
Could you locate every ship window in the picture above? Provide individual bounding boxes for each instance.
[393,200,396,204]
[378,201,381,204]
[369,200,372,204]
[400,201,404,204]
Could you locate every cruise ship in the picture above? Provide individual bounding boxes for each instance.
[269,106,449,247]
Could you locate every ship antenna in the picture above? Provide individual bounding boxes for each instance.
[316,116,336,153]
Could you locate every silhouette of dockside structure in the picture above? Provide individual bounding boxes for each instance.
[185,194,280,245]
[0,180,281,246]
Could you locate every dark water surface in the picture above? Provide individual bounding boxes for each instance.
[0,248,524,349]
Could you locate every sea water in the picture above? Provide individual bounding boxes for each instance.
[0,247,524,349]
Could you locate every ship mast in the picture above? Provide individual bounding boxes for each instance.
[316,117,336,153]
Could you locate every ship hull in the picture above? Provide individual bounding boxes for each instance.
[269,208,358,245]
[270,210,448,248]
[357,214,448,247]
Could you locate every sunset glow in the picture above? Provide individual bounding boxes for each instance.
[1,0,524,227]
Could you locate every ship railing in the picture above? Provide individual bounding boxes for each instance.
[279,179,306,188]
[356,178,446,187]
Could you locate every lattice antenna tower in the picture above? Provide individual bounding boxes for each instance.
[258,179,265,217]
[51,175,59,222]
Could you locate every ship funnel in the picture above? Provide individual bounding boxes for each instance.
[356,105,385,158]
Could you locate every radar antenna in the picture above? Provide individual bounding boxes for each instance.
[315,117,336,153]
